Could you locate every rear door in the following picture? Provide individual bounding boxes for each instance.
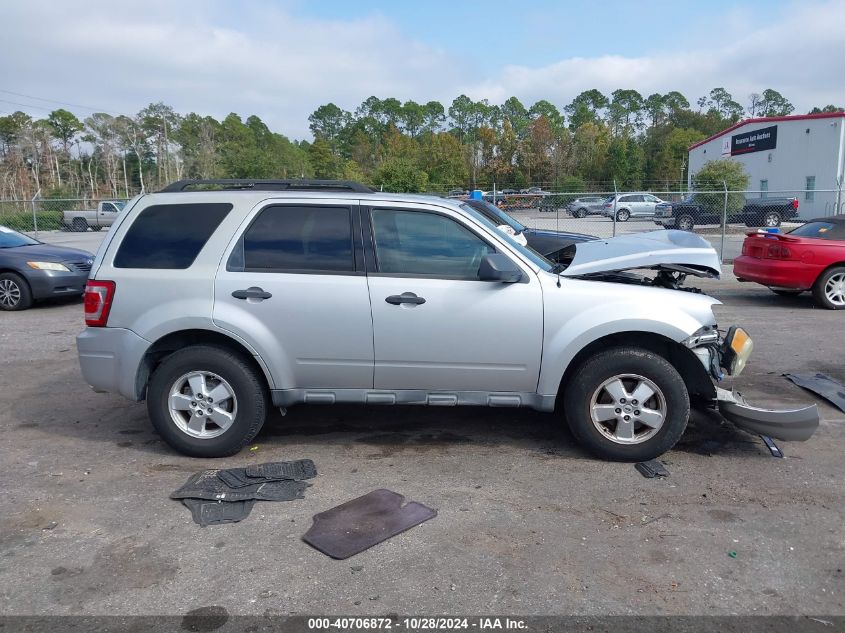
[213,200,374,390]
[363,202,543,393]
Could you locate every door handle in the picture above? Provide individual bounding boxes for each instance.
[385,292,426,305]
[232,287,272,300]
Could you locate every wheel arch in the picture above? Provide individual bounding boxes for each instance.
[135,328,275,401]
[554,330,716,410]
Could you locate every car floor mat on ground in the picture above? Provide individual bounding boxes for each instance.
[302,489,437,560]
[182,498,256,527]
[171,470,308,502]
[784,373,845,414]
[217,459,317,488]
[635,460,669,478]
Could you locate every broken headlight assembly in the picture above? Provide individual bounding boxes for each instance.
[721,326,754,376]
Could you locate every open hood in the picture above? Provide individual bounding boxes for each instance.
[559,230,721,278]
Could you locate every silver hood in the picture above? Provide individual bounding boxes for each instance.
[559,230,721,278]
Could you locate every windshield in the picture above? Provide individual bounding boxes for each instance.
[0,226,39,248]
[460,203,552,271]
[471,200,527,233]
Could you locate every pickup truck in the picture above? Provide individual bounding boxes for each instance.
[63,201,126,232]
[653,196,799,231]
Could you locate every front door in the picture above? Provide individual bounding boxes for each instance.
[364,204,543,393]
[213,201,374,390]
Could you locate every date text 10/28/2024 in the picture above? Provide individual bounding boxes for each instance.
[307,617,528,630]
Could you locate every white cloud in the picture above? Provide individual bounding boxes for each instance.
[461,1,845,115]
[1,0,843,139]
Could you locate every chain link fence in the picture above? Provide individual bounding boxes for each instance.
[1,185,842,263]
[0,198,130,235]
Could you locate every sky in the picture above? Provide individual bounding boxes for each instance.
[1,0,843,139]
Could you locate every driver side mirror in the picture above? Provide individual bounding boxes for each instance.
[478,253,523,283]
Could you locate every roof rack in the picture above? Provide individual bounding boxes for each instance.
[158,179,374,193]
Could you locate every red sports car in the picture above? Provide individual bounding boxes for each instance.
[734,215,845,310]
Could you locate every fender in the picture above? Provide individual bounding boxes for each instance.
[537,299,713,396]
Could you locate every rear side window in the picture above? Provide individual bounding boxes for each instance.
[114,203,232,269]
[789,221,845,240]
[234,205,354,273]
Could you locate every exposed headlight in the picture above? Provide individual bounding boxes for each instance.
[27,261,70,272]
[722,326,754,376]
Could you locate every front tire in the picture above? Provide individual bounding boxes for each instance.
[0,272,33,311]
[563,347,690,461]
[812,266,845,310]
[575,208,587,219]
[676,214,695,232]
[147,345,269,457]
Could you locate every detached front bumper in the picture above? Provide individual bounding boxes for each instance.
[716,387,819,441]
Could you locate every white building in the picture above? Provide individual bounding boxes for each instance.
[688,112,845,218]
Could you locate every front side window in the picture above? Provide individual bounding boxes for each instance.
[237,205,353,273]
[372,209,492,279]
[115,203,232,269]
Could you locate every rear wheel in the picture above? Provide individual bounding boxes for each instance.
[763,211,782,228]
[563,347,690,461]
[71,218,88,232]
[147,345,269,457]
[616,209,630,222]
[575,207,587,219]
[812,266,845,310]
[0,272,33,311]
[675,214,695,231]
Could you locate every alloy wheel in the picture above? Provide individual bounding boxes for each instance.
[589,373,667,445]
[825,272,845,307]
[168,370,238,439]
[0,279,21,308]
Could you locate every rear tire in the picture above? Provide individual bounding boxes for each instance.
[763,211,782,228]
[71,218,88,232]
[675,214,695,232]
[812,266,845,310]
[616,209,630,222]
[575,208,587,219]
[563,347,690,461]
[0,272,33,311]
[147,345,269,457]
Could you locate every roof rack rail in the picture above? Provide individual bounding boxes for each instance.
[158,179,374,193]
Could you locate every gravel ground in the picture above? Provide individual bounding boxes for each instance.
[0,233,842,618]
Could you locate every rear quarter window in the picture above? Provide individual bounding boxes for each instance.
[789,221,845,240]
[114,203,232,269]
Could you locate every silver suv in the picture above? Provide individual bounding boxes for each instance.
[76,179,817,460]
[601,193,666,221]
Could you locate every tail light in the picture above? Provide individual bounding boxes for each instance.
[792,198,799,210]
[765,243,792,259]
[84,280,116,327]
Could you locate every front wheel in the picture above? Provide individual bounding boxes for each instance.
[675,214,695,231]
[616,209,630,222]
[812,266,845,310]
[563,347,690,461]
[147,345,269,457]
[0,272,33,311]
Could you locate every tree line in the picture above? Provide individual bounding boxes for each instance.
[0,88,841,199]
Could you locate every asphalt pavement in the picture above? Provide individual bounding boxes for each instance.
[0,226,842,618]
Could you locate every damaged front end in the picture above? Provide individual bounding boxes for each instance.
[683,325,819,442]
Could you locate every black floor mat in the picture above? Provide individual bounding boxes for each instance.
[217,459,317,488]
[302,489,437,559]
[171,470,308,502]
[784,373,845,414]
[182,498,255,527]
